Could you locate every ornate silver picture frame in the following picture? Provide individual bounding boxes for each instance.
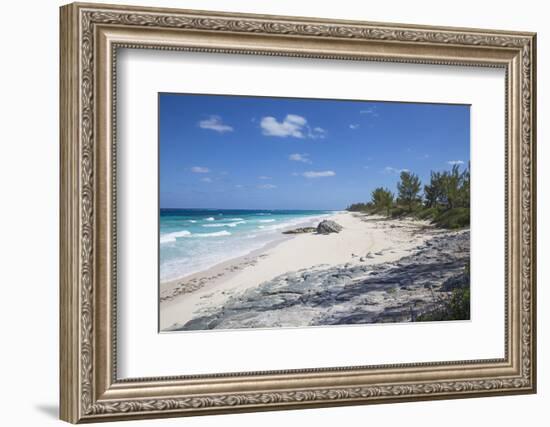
[60,2,536,423]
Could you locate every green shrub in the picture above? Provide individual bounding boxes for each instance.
[390,207,407,218]
[416,286,470,322]
[346,202,370,212]
[415,207,439,220]
[448,287,470,320]
[433,207,470,229]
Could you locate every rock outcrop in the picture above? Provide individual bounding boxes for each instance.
[176,230,470,331]
[316,220,343,234]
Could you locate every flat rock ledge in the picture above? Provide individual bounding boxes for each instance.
[282,227,317,235]
[173,229,470,331]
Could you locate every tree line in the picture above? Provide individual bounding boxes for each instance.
[347,164,470,228]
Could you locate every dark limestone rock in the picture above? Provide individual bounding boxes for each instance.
[282,227,317,235]
[173,230,471,331]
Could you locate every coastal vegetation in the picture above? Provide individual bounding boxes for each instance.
[416,262,470,321]
[347,164,470,229]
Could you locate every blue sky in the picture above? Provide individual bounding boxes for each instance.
[159,93,470,210]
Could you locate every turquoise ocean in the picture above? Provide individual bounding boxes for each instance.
[160,209,333,282]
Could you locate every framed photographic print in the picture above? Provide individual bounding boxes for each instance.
[158,94,472,332]
[60,2,537,423]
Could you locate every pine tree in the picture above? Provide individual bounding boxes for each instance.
[424,171,443,208]
[371,187,394,216]
[397,171,421,212]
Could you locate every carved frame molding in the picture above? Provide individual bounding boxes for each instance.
[60,2,536,423]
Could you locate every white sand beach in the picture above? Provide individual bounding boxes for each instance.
[160,211,440,330]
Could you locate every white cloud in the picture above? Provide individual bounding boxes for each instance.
[191,166,210,173]
[198,115,233,133]
[360,107,379,117]
[258,175,272,180]
[302,170,336,178]
[260,114,306,138]
[200,177,213,183]
[289,153,311,163]
[349,124,360,130]
[447,160,465,165]
[260,114,326,139]
[257,183,277,189]
[383,166,409,174]
[310,127,327,139]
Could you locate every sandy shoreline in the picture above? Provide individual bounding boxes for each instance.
[160,211,440,330]
[159,218,311,302]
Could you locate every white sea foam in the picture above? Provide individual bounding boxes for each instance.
[202,221,246,228]
[160,212,333,281]
[196,230,232,237]
[188,220,197,223]
[258,219,276,223]
[160,230,191,244]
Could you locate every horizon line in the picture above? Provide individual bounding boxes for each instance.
[159,207,344,211]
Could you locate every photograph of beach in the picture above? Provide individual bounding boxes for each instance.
[159,94,470,332]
